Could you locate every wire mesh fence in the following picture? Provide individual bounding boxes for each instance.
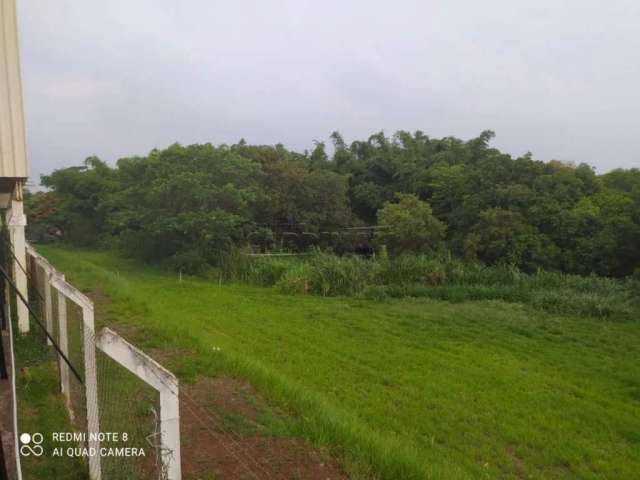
[93,340,162,479]
[66,299,87,434]
[1,239,181,480]
[6,251,83,478]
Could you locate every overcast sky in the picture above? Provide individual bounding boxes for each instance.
[17,0,640,184]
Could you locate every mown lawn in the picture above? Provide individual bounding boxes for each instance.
[39,246,640,479]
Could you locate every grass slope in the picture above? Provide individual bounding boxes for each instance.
[39,246,640,479]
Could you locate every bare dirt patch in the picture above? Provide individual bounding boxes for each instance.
[181,377,348,480]
[505,445,529,479]
[187,376,260,423]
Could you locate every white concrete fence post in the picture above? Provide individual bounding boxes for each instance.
[50,275,102,480]
[82,305,102,480]
[7,195,28,333]
[57,288,71,405]
[160,388,181,480]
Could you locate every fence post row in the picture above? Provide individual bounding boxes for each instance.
[7,202,29,334]
[26,246,102,480]
[25,245,182,480]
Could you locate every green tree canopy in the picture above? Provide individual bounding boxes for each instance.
[29,132,640,277]
[375,194,446,255]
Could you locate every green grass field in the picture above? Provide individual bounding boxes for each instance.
[38,246,640,479]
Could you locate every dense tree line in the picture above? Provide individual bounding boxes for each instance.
[26,131,640,277]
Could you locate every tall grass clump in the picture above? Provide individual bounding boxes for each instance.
[217,248,639,319]
[378,253,468,286]
[369,260,640,320]
[219,248,298,286]
[276,251,379,296]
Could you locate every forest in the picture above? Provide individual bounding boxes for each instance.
[26,130,640,278]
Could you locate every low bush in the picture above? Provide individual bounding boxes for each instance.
[276,252,379,296]
[238,258,293,286]
[275,264,313,295]
[219,249,298,286]
[378,255,451,285]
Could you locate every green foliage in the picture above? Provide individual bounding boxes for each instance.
[370,259,639,319]
[24,190,62,243]
[29,134,640,277]
[374,193,446,255]
[274,263,313,294]
[364,277,638,320]
[276,252,379,296]
[229,250,639,319]
[376,254,464,285]
[220,250,296,286]
[14,314,88,479]
[463,208,556,270]
[38,156,118,246]
[17,363,88,479]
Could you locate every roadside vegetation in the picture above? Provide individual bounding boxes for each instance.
[39,246,640,480]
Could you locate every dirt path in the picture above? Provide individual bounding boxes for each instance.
[180,377,347,480]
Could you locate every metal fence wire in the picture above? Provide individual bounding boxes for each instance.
[31,261,166,480]
[0,236,179,480]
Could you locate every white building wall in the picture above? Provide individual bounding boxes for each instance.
[0,0,28,179]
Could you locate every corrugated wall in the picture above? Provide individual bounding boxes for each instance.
[0,0,28,179]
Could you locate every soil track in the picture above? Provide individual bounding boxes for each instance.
[181,377,347,480]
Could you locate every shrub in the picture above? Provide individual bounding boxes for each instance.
[168,249,210,275]
[244,259,292,286]
[276,252,378,296]
[374,194,446,255]
[379,255,468,286]
[275,264,313,295]
[219,249,297,286]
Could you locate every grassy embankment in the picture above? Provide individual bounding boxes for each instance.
[39,245,640,479]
